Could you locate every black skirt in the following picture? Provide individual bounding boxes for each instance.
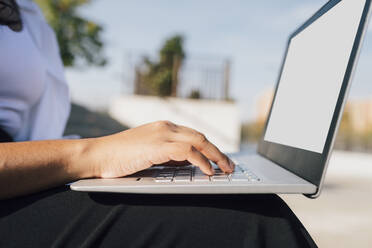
[0,186,317,248]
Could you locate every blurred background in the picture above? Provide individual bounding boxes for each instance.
[35,0,372,247]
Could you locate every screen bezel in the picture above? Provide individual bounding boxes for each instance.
[257,0,372,197]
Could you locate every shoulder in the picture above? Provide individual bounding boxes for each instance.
[17,0,45,21]
[17,0,58,56]
[17,0,53,43]
[16,0,68,92]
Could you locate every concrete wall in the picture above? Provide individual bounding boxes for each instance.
[109,95,241,153]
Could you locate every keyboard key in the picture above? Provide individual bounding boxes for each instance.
[230,174,250,182]
[192,167,209,181]
[158,172,174,177]
[155,177,173,182]
[176,169,191,176]
[193,174,210,182]
[140,177,156,182]
[231,171,245,175]
[174,175,191,182]
[211,175,229,182]
[213,168,229,176]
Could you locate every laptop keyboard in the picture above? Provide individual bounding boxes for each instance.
[130,164,261,183]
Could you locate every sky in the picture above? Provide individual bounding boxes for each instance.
[65,0,372,121]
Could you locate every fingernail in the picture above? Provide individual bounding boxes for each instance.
[228,158,235,171]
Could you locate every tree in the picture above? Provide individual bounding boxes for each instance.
[135,35,185,97]
[34,0,106,67]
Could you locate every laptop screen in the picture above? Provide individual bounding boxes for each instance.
[264,0,365,153]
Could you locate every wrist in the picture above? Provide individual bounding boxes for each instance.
[64,138,99,180]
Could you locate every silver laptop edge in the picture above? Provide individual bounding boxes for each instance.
[71,155,316,194]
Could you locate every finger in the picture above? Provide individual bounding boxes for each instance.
[171,126,234,173]
[165,142,214,175]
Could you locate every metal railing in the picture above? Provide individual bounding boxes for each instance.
[121,52,232,101]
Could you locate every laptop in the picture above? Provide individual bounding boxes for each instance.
[71,0,372,198]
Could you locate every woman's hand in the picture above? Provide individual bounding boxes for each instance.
[82,121,235,178]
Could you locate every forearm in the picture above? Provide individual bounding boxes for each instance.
[0,139,94,200]
[0,121,234,200]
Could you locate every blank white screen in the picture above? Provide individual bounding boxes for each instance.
[264,0,365,153]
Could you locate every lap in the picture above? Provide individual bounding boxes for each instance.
[0,186,317,248]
